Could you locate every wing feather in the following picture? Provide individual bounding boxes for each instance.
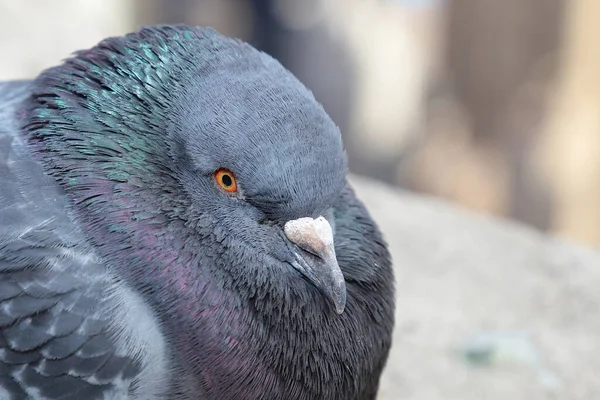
[0,81,152,400]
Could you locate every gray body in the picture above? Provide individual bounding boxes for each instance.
[0,81,169,399]
[0,25,395,400]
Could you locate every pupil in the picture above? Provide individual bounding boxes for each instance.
[221,174,233,187]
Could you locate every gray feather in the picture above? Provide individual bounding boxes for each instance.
[0,81,169,400]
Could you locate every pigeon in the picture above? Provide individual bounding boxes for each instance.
[0,25,395,399]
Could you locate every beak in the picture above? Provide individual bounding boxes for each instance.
[284,216,346,314]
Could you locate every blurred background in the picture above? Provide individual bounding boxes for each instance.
[0,0,598,247]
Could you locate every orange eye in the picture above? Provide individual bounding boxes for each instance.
[215,168,237,193]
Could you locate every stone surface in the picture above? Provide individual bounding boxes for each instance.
[349,175,600,400]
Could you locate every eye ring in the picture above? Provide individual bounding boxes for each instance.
[215,168,237,193]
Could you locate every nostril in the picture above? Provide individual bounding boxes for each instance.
[258,217,277,227]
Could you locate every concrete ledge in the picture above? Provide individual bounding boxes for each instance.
[350,175,600,399]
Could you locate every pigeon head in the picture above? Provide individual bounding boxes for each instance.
[24,25,349,314]
[167,45,348,312]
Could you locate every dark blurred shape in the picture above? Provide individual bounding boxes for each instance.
[446,0,564,144]
[411,0,565,229]
[448,0,564,226]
